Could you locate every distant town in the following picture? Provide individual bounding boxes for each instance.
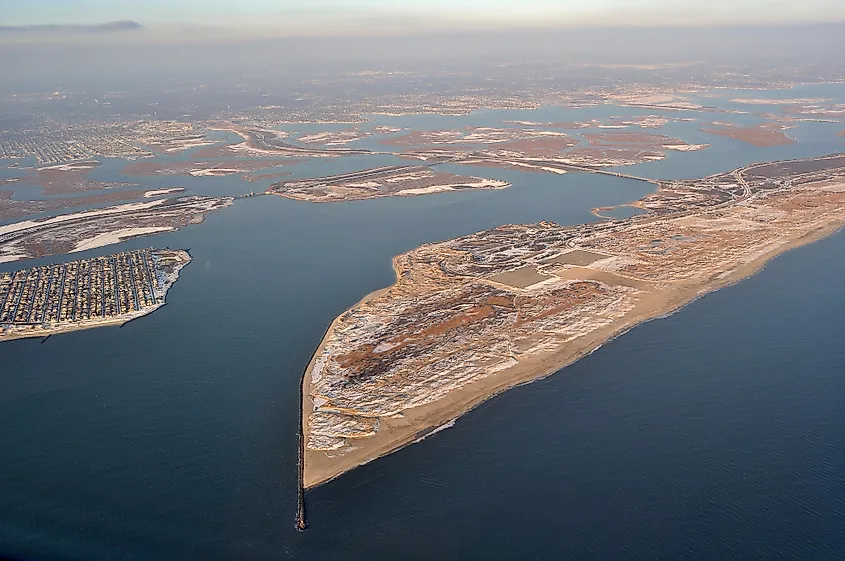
[0,120,202,164]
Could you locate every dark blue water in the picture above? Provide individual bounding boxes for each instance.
[1,182,843,560]
[304,228,845,560]
[1,95,844,559]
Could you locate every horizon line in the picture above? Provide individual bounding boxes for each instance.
[1,19,844,44]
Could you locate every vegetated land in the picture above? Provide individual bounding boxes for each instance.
[266,128,712,203]
[0,248,190,342]
[267,165,509,202]
[120,158,301,178]
[700,123,795,147]
[386,127,707,170]
[0,196,233,262]
[301,153,845,488]
[297,129,371,146]
[206,123,370,158]
[0,188,159,221]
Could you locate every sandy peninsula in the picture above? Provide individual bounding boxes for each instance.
[300,154,845,489]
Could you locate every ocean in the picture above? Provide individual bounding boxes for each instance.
[1,90,844,560]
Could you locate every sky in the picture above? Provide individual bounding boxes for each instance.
[5,0,845,30]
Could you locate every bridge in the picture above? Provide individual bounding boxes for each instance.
[553,163,661,184]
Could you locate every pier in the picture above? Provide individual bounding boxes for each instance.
[296,354,308,532]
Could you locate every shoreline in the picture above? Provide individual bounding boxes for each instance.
[301,217,845,489]
[300,261,400,486]
[0,312,156,343]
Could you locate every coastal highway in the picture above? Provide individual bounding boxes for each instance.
[549,162,661,184]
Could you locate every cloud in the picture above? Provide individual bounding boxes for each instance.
[0,21,142,35]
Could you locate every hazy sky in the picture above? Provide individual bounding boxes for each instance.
[7,0,845,29]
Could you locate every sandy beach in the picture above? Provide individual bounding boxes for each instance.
[0,311,156,343]
[70,227,175,253]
